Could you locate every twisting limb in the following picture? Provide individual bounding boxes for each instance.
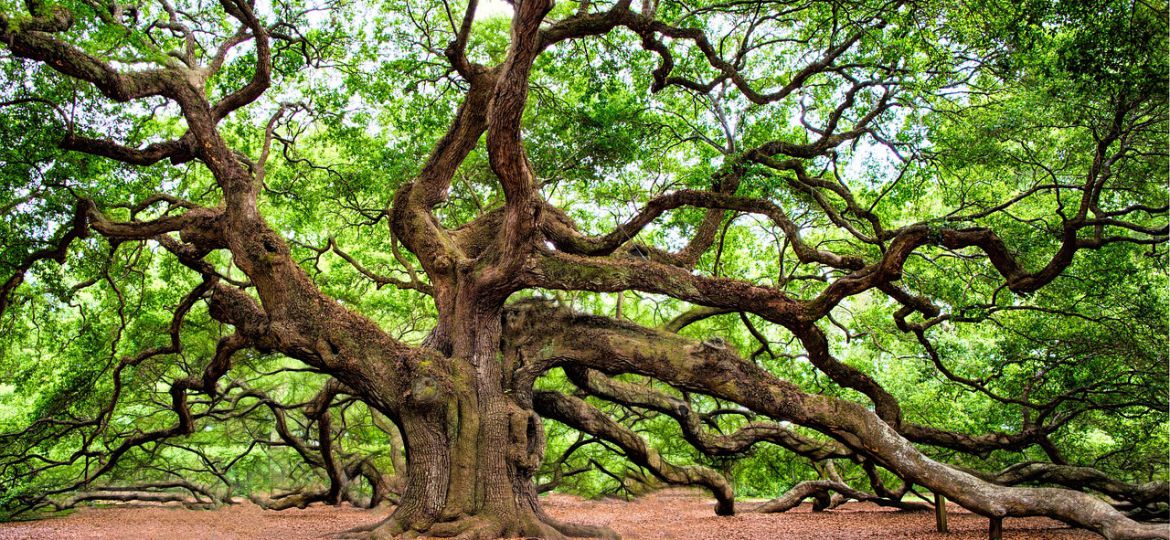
[504,301,1169,540]
[52,480,224,511]
[971,462,1169,509]
[563,367,851,461]
[235,381,402,510]
[326,237,434,295]
[533,390,736,516]
[753,479,930,513]
[536,434,596,494]
[0,203,88,319]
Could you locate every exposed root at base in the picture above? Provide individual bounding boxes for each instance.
[335,510,619,539]
[537,510,620,540]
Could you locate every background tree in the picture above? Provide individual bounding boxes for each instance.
[0,0,1166,538]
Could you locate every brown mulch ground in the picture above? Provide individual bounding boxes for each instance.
[0,489,1123,540]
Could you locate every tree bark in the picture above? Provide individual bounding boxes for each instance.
[354,286,616,539]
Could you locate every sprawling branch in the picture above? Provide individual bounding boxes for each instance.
[0,202,88,319]
[533,390,735,515]
[59,133,196,166]
[0,10,181,102]
[210,0,272,121]
[538,1,900,104]
[563,367,850,461]
[504,301,1168,540]
[753,479,930,513]
[975,462,1169,509]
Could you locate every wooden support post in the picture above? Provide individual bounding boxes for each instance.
[934,493,948,533]
[989,516,1003,540]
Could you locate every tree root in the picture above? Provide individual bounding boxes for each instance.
[537,508,621,539]
[337,509,619,540]
[334,507,622,537]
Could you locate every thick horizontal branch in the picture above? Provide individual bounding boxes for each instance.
[541,190,864,270]
[60,133,195,166]
[504,300,1168,540]
[1,9,180,102]
[975,462,1169,508]
[753,479,930,513]
[524,248,804,325]
[565,367,850,461]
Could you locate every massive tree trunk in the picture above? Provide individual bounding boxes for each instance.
[358,284,615,539]
[387,308,540,537]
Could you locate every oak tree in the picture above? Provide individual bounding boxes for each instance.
[0,0,1166,538]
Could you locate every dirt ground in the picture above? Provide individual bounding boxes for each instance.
[0,489,1120,540]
